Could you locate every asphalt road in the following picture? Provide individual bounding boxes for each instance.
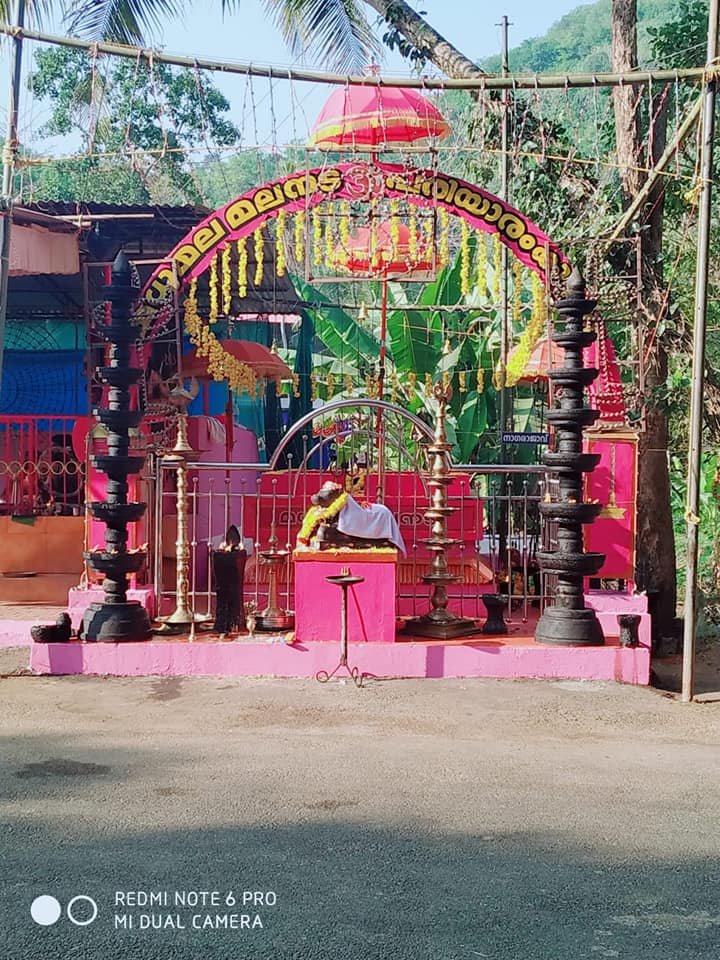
[2,673,720,960]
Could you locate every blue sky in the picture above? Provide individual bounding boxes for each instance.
[3,0,597,159]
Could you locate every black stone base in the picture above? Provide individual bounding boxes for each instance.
[535,605,605,646]
[480,594,508,635]
[82,601,152,642]
[404,613,480,639]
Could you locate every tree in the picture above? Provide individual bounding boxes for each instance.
[25,46,239,204]
[612,0,677,648]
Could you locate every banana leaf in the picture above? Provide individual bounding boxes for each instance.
[294,277,382,368]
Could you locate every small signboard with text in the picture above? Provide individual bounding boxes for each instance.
[501,432,551,445]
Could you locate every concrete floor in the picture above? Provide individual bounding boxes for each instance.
[2,673,720,960]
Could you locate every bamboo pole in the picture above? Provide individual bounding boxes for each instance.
[0,22,709,90]
[681,0,719,704]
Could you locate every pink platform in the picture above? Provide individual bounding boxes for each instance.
[67,585,157,630]
[294,549,397,643]
[29,633,650,684]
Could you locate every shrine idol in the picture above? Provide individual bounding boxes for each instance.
[297,481,406,554]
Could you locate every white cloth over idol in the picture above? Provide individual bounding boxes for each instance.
[336,495,406,555]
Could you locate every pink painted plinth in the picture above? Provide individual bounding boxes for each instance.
[29,637,650,684]
[294,550,398,643]
[67,585,157,630]
[586,591,650,648]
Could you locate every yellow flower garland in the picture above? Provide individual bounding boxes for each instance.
[439,208,449,268]
[294,210,305,262]
[237,237,248,298]
[312,210,322,267]
[221,244,231,316]
[477,232,487,296]
[209,253,219,323]
[505,273,547,388]
[253,228,264,286]
[297,491,349,546]
[276,209,287,277]
[324,202,335,266]
[493,235,502,304]
[460,219,470,297]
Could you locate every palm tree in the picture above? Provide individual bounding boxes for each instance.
[53,0,484,77]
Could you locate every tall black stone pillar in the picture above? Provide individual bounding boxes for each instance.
[82,252,152,642]
[535,268,605,646]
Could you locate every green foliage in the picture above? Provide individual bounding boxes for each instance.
[25,46,238,204]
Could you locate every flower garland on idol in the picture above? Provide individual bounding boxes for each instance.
[296,490,349,546]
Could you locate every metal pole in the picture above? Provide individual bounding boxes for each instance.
[0,0,26,399]
[681,0,719,704]
[498,15,511,444]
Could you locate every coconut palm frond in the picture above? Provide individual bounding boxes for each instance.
[65,0,185,45]
[255,0,381,73]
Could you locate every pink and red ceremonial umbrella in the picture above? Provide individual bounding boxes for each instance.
[309,79,450,151]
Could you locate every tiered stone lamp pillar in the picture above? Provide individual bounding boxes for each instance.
[82,252,152,642]
[406,382,478,639]
[536,268,605,646]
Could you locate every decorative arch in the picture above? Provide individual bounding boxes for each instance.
[141,160,572,309]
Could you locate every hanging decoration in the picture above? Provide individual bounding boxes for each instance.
[221,244,232,316]
[492,235,501,304]
[253,227,264,286]
[324,202,335,265]
[344,374,353,395]
[237,237,248,298]
[327,373,336,400]
[512,258,523,324]
[476,232,487,297]
[294,210,305,262]
[505,275,548,388]
[293,373,300,398]
[209,253,219,323]
[460,219,471,297]
[439,207,449,268]
[276,209,287,277]
[477,367,484,394]
[312,210,322,267]
[459,370,467,393]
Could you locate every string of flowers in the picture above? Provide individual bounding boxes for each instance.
[493,235,502,304]
[460,219,471,297]
[294,210,305,263]
[292,373,300,398]
[310,372,318,401]
[477,367,485,394]
[324,202,335,266]
[221,244,232,316]
[459,370,467,393]
[409,208,418,261]
[505,273,548,388]
[209,253,219,323]
[390,198,400,259]
[253,227,264,286]
[408,371,417,394]
[344,374,353,395]
[276,209,287,277]
[312,210,322,267]
[477,232,487,297]
[512,258,523,324]
[237,237,248,298]
[438,207,449,268]
[183,279,257,396]
[338,201,350,267]
[327,373,335,400]
[424,372,432,397]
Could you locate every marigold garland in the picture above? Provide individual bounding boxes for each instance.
[209,253,219,323]
[294,210,305,262]
[408,371,417,393]
[439,208,449,268]
[276,209,287,277]
[221,244,232,316]
[324,202,335,266]
[477,232,487,296]
[327,373,335,400]
[409,209,418,261]
[424,372,432,397]
[493,235,502,304]
[297,491,349,546]
[459,370,467,393]
[293,373,300,398]
[477,367,485,393]
[505,274,548,388]
[237,237,248,298]
[253,227,264,286]
[312,210,322,267]
[183,278,257,397]
[512,258,523,324]
[310,372,318,401]
[344,374,353,395]
[460,219,470,297]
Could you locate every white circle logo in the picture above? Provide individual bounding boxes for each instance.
[30,895,62,926]
[67,895,98,926]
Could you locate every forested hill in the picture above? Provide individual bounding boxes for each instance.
[480,0,707,74]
